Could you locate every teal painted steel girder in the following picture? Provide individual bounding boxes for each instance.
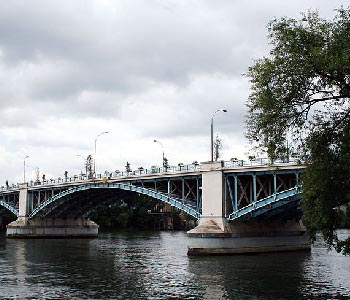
[0,200,19,216]
[29,182,200,219]
[250,194,301,219]
[139,175,201,182]
[227,186,302,221]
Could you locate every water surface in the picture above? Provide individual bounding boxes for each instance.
[0,230,349,299]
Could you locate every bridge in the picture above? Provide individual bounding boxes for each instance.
[0,159,309,254]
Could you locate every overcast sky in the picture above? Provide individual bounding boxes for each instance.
[0,0,348,184]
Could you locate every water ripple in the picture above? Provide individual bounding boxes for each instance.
[0,231,349,299]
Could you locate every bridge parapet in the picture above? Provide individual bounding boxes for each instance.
[1,159,303,192]
[0,184,20,192]
[223,157,301,168]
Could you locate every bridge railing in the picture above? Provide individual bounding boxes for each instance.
[9,163,201,188]
[109,163,201,178]
[224,157,300,168]
[0,183,20,191]
[1,158,302,191]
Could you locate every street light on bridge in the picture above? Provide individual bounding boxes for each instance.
[23,155,29,183]
[154,139,165,167]
[211,109,227,162]
[94,131,109,176]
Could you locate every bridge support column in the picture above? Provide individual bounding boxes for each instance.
[187,162,310,255]
[11,183,29,224]
[197,161,228,231]
[6,184,98,238]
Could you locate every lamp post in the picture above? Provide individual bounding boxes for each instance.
[23,155,29,183]
[211,109,227,162]
[154,139,165,167]
[94,131,109,175]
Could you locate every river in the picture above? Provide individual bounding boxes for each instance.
[0,230,349,300]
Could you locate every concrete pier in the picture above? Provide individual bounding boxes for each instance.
[187,218,310,255]
[6,217,99,238]
[187,161,310,255]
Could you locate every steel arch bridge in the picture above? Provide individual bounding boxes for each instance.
[29,181,201,219]
[0,160,304,223]
[0,171,203,220]
[224,167,303,221]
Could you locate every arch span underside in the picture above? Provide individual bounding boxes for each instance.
[29,182,201,219]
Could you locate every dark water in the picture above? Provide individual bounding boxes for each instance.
[0,230,349,300]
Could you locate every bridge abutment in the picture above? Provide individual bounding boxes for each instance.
[187,161,310,255]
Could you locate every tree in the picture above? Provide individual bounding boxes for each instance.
[246,7,350,254]
[213,134,222,161]
[125,161,131,173]
[163,157,169,170]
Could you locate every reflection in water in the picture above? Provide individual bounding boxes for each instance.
[300,230,350,299]
[0,230,349,299]
[188,251,310,300]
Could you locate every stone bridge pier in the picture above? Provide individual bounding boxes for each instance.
[6,184,98,238]
[187,161,310,255]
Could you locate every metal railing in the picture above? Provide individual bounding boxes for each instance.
[0,184,20,191]
[0,163,201,190]
[1,158,302,191]
[224,157,300,168]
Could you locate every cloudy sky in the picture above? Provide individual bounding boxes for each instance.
[0,0,347,184]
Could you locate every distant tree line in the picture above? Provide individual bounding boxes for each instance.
[89,194,191,231]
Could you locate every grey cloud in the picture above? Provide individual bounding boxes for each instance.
[0,0,348,184]
[0,0,259,104]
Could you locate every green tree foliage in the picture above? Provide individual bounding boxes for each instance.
[125,161,131,173]
[213,134,223,161]
[246,7,350,254]
[91,194,159,230]
[90,194,185,231]
[163,157,169,169]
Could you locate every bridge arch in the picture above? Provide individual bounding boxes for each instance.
[29,182,200,219]
[0,200,19,217]
[227,186,302,221]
